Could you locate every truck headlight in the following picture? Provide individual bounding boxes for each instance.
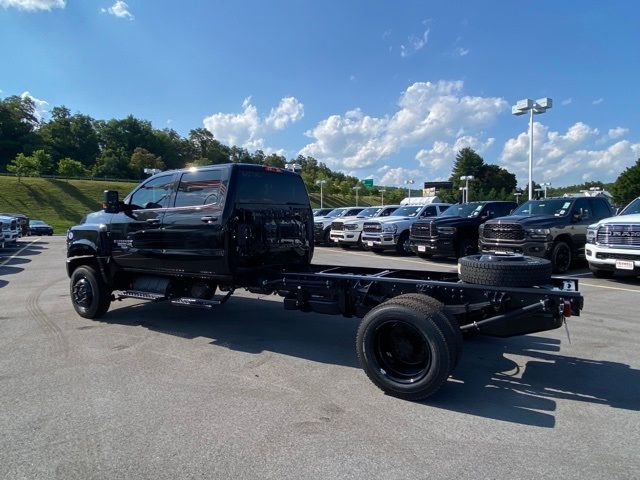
[437,227,456,235]
[586,227,597,244]
[344,224,359,231]
[525,228,551,240]
[382,224,397,233]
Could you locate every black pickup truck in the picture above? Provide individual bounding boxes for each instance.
[410,201,517,259]
[67,163,583,400]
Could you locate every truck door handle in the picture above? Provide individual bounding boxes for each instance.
[201,216,218,224]
[145,218,160,225]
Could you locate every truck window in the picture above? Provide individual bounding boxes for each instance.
[421,206,438,217]
[174,170,223,207]
[129,175,173,209]
[590,198,613,220]
[573,198,592,220]
[235,169,309,205]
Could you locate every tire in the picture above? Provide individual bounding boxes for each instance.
[459,254,552,287]
[457,239,477,259]
[550,241,572,274]
[589,265,614,279]
[384,294,463,370]
[395,231,411,255]
[356,301,452,400]
[70,265,111,319]
[322,228,331,246]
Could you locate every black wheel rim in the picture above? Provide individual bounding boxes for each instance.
[401,236,411,254]
[373,320,431,383]
[72,276,93,308]
[555,245,571,271]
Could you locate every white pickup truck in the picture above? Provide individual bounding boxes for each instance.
[586,196,640,277]
[361,197,451,255]
[0,215,19,246]
[329,205,400,249]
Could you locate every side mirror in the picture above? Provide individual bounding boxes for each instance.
[104,190,120,213]
[572,210,583,222]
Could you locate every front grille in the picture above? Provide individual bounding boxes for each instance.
[314,223,324,235]
[597,224,640,246]
[411,221,435,238]
[595,252,640,261]
[331,221,344,231]
[363,222,382,233]
[11,220,17,230]
[483,223,524,241]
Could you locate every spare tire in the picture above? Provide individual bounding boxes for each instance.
[458,254,552,287]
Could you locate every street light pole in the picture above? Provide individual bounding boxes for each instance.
[460,175,474,203]
[380,188,385,206]
[514,191,522,204]
[405,179,415,199]
[541,182,551,198]
[315,179,327,208]
[512,97,553,200]
[352,186,361,206]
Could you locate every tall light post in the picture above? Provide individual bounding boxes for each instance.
[380,188,385,206]
[315,179,327,208]
[405,179,415,198]
[540,182,551,198]
[460,175,474,203]
[352,186,361,206]
[459,187,465,203]
[512,97,552,200]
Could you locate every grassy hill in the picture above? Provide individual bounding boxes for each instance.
[0,176,383,233]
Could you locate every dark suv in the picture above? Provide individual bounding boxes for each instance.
[479,196,615,273]
[410,201,517,259]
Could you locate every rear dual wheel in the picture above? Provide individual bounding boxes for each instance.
[356,294,461,401]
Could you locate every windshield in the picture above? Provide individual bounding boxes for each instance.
[441,203,484,218]
[31,220,46,225]
[390,206,422,217]
[326,208,347,218]
[620,198,640,215]
[512,199,573,216]
[357,207,382,217]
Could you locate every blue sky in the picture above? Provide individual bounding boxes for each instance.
[1,0,639,187]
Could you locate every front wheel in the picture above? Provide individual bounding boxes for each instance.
[551,241,572,274]
[70,265,111,319]
[395,231,411,255]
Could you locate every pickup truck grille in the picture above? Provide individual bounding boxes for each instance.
[597,225,640,246]
[483,224,524,241]
[363,222,382,233]
[411,222,435,238]
[331,221,344,231]
[314,222,324,234]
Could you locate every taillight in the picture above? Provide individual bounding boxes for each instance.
[563,300,572,317]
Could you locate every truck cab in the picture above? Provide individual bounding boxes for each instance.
[67,164,314,308]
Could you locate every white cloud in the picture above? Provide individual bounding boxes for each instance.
[379,167,425,187]
[400,29,429,57]
[607,127,628,140]
[500,121,640,185]
[0,0,64,11]
[300,80,507,170]
[416,135,494,172]
[203,96,304,151]
[592,97,604,105]
[561,98,572,106]
[20,91,48,121]
[101,1,133,20]
[453,47,470,57]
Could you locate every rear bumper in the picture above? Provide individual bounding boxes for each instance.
[479,238,552,258]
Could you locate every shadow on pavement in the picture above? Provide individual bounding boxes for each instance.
[431,335,640,428]
[0,240,46,288]
[99,296,640,428]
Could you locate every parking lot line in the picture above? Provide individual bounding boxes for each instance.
[579,282,640,293]
[0,239,39,267]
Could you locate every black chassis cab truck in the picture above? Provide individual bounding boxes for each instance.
[67,163,584,401]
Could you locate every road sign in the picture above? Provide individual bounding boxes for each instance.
[362,178,374,187]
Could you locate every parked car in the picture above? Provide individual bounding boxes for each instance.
[361,198,451,255]
[0,212,29,236]
[329,205,400,249]
[314,207,364,245]
[0,215,19,245]
[410,201,517,259]
[479,196,615,273]
[313,208,334,217]
[586,196,640,277]
[28,219,54,236]
[0,219,4,249]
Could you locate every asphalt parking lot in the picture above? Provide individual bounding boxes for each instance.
[1,237,638,480]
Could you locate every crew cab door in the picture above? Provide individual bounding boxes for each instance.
[110,173,175,270]
[569,198,593,248]
[161,167,228,275]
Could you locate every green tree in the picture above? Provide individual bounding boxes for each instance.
[129,147,165,178]
[449,147,485,191]
[31,149,54,175]
[0,95,42,170]
[57,157,88,177]
[7,153,41,181]
[611,159,640,206]
[92,149,131,179]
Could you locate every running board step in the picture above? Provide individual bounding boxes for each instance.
[170,297,222,308]
[116,290,167,302]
